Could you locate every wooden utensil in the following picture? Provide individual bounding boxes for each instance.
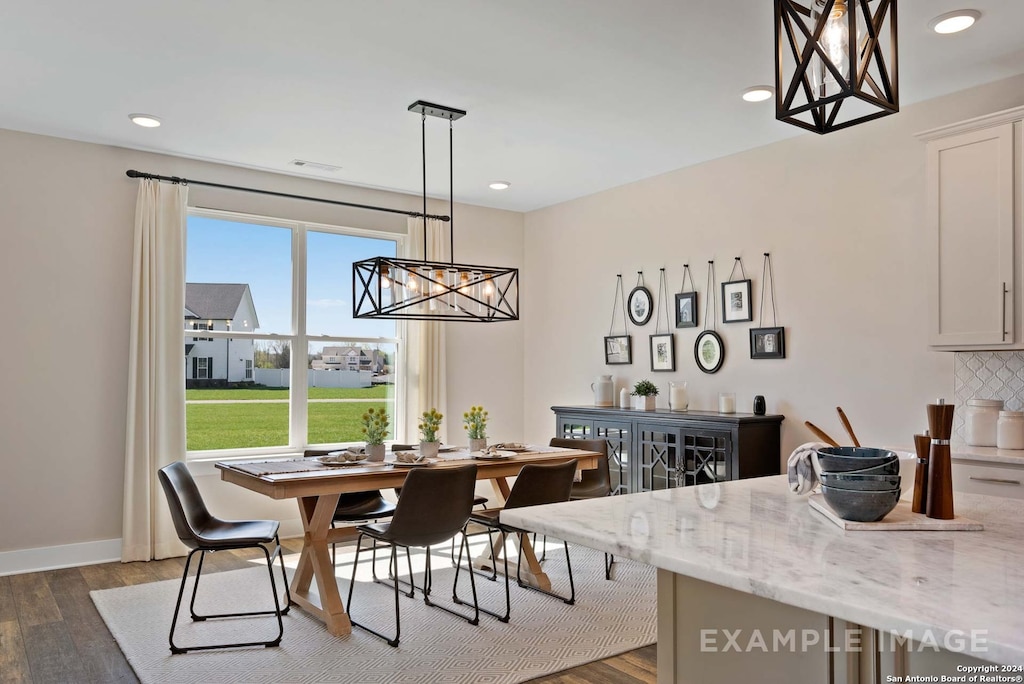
[804,420,840,447]
[836,407,862,447]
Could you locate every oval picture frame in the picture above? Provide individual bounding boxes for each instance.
[627,286,653,326]
[694,330,725,374]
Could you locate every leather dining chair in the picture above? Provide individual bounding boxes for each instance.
[346,464,480,647]
[157,461,291,654]
[550,437,616,579]
[453,459,578,623]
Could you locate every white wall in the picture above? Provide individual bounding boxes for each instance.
[0,130,523,556]
[522,74,1024,461]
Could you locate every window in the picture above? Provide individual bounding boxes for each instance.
[184,209,402,457]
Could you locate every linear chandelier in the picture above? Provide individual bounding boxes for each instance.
[775,0,898,134]
[352,101,520,322]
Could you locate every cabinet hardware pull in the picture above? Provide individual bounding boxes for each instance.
[969,476,1021,486]
[1003,282,1009,341]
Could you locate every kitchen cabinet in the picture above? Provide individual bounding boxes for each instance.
[918,106,1024,349]
[552,405,783,494]
[952,457,1024,500]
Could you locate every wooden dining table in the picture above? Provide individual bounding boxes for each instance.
[216,445,599,637]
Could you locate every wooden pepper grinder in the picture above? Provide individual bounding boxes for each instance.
[926,399,955,520]
[911,431,930,514]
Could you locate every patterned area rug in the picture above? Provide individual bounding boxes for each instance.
[91,543,656,683]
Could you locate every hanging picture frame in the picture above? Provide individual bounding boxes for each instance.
[604,274,633,365]
[695,260,725,374]
[721,257,753,323]
[674,263,698,328]
[649,268,675,372]
[628,271,653,326]
[751,252,786,359]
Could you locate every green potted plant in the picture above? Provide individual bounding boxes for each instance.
[632,379,659,411]
[418,408,444,458]
[463,405,489,452]
[361,407,389,461]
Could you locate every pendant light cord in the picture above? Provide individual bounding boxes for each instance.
[421,112,428,254]
[449,118,454,264]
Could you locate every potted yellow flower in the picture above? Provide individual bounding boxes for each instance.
[463,405,489,452]
[418,408,443,459]
[361,407,389,462]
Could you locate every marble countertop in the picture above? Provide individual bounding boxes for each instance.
[502,475,1024,665]
[951,444,1024,465]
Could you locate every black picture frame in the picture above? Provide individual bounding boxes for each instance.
[750,327,785,359]
[694,330,725,374]
[721,279,753,323]
[674,292,698,328]
[627,285,653,326]
[604,335,633,365]
[649,333,675,372]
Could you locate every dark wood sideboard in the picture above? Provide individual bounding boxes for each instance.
[552,405,784,494]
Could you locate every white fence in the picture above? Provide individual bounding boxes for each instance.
[253,368,373,388]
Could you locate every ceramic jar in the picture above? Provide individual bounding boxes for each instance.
[996,411,1024,450]
[592,375,614,406]
[965,399,1003,447]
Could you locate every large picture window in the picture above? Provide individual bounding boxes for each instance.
[184,209,402,457]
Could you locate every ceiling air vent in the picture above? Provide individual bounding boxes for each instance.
[289,159,342,173]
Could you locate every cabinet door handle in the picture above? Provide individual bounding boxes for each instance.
[969,476,1021,486]
[1003,282,1009,341]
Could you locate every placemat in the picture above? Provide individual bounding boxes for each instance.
[230,460,327,476]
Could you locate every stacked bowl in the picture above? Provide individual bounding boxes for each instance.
[814,447,901,522]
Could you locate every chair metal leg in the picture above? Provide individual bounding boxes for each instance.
[348,534,402,647]
[605,552,615,580]
[454,526,510,622]
[515,533,575,606]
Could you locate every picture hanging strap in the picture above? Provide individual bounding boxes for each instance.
[608,274,629,335]
[654,268,671,334]
[727,256,747,281]
[703,260,716,332]
[635,271,645,290]
[677,263,694,293]
[758,252,779,327]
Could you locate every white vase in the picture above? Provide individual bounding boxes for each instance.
[366,443,386,462]
[469,437,487,452]
[419,441,440,459]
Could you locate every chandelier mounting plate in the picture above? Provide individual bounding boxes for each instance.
[407,100,466,121]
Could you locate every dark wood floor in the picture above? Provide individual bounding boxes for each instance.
[0,540,656,683]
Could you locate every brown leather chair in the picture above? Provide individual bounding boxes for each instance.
[347,464,480,647]
[550,437,615,579]
[157,461,291,654]
[454,459,578,623]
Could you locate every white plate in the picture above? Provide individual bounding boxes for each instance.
[389,458,437,467]
[316,456,369,467]
[472,450,516,460]
[492,443,530,452]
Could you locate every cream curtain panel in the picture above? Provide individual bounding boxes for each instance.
[121,179,189,562]
[402,217,447,443]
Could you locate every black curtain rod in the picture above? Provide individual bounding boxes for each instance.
[124,169,451,222]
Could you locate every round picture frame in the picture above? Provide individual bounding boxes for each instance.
[694,330,725,374]
[627,286,653,326]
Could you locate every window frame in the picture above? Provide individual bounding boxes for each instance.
[184,206,406,463]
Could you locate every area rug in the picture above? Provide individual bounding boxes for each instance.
[91,543,656,683]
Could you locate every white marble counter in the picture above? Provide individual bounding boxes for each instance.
[501,475,1024,665]
[951,444,1024,465]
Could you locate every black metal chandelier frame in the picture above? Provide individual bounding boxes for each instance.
[351,101,520,322]
[775,0,898,134]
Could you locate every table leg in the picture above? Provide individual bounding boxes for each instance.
[472,478,552,592]
[291,494,352,637]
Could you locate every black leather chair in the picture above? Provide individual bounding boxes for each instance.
[454,459,578,623]
[347,464,480,646]
[157,461,291,654]
[550,437,615,579]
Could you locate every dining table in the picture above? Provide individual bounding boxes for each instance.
[215,444,600,637]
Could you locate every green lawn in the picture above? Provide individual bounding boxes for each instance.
[186,401,391,451]
[185,386,391,401]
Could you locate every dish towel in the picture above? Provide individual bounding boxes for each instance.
[788,441,827,494]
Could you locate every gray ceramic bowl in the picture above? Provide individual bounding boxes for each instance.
[821,484,901,522]
[820,471,901,491]
[815,446,898,474]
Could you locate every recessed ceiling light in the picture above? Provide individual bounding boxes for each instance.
[929,9,980,34]
[129,114,162,128]
[489,181,511,190]
[742,86,774,103]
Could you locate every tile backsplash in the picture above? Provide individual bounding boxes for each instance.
[953,351,1024,441]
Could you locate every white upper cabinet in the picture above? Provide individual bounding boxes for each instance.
[919,107,1024,350]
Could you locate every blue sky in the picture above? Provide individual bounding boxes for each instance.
[186,215,397,340]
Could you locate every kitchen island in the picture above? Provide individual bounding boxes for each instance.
[502,475,1024,683]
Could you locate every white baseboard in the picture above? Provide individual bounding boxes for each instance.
[0,538,123,577]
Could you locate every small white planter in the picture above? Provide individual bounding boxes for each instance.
[365,443,386,462]
[635,395,657,411]
[419,441,440,459]
[468,437,487,452]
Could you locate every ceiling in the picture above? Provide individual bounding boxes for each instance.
[2,1,1023,212]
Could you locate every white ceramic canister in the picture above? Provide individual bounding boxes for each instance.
[964,398,1003,447]
[592,375,614,406]
[619,387,630,408]
[996,410,1024,450]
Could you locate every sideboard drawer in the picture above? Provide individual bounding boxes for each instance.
[951,460,1024,499]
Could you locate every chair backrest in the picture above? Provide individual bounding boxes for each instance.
[549,437,611,494]
[384,464,478,547]
[504,459,578,510]
[157,461,212,549]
